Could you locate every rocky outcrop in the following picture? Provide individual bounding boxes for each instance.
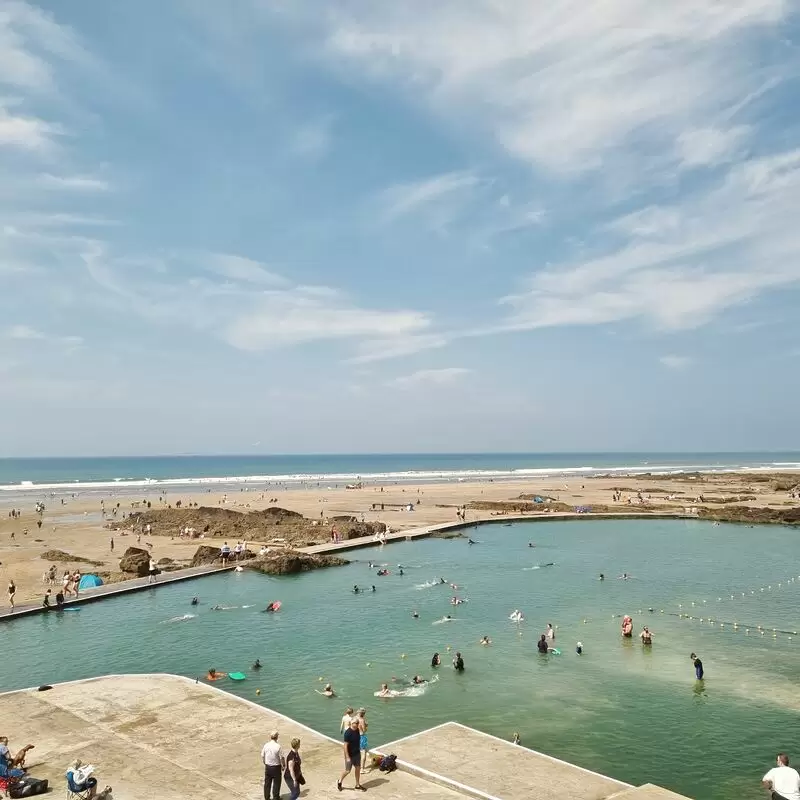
[190,545,256,567]
[40,549,104,566]
[698,505,800,525]
[119,546,151,576]
[246,550,348,575]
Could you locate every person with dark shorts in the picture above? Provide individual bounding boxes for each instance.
[338,719,366,791]
[690,653,704,680]
[261,730,285,800]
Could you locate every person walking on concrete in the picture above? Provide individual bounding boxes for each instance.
[148,558,158,584]
[338,718,366,792]
[7,579,15,611]
[261,730,285,800]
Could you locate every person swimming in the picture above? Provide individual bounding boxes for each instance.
[190,596,199,605]
[453,652,465,672]
[263,602,278,612]
[322,683,336,697]
[353,585,360,594]
[576,641,583,655]
[412,610,419,618]
[479,635,491,646]
[378,682,391,697]
[537,635,550,654]
[640,626,653,645]
[528,542,535,547]
[431,652,441,668]
[618,573,633,580]
[412,675,427,685]
[468,538,477,545]
[439,577,447,584]
[252,659,262,670]
[399,568,404,575]
[371,585,376,592]
[598,573,605,581]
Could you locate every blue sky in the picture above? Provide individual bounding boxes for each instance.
[2,0,800,456]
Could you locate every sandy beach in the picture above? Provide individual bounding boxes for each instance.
[2,470,798,605]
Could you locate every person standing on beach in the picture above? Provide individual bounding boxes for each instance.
[338,719,366,792]
[7,579,15,611]
[762,753,800,800]
[261,730,285,800]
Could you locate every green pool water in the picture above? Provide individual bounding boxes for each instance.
[3,519,799,799]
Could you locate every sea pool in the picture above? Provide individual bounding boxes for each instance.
[3,518,799,800]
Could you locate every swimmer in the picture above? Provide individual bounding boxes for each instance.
[412,611,419,619]
[453,651,465,672]
[353,585,360,594]
[468,538,477,545]
[252,659,262,670]
[546,623,555,642]
[512,732,521,745]
[617,573,633,580]
[206,668,227,680]
[528,542,535,548]
[640,626,653,645]
[190,596,199,605]
[576,641,583,655]
[479,635,491,646]
[412,675,427,685]
[263,602,278,612]
[368,562,374,568]
[598,573,605,581]
[537,635,549,654]
[440,577,447,584]
[378,683,391,697]
[399,568,404,576]
[321,683,336,697]
[431,652,441,668]
[371,585,376,592]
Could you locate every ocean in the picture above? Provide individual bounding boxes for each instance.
[1,451,799,493]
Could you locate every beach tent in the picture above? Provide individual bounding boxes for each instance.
[78,574,103,590]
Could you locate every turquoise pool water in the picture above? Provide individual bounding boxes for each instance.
[3,519,799,799]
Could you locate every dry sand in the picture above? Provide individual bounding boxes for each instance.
[1,471,796,605]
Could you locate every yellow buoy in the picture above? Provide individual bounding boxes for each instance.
[319,677,324,681]
[401,653,406,659]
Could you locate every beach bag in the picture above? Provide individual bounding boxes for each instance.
[9,777,49,797]
[379,755,397,773]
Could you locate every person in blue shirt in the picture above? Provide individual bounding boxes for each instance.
[690,653,704,680]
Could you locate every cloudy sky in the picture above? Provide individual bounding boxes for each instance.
[2,0,800,456]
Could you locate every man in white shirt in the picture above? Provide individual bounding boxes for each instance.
[261,730,285,800]
[762,753,800,800]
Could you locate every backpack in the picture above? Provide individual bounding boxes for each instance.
[9,777,49,798]
[379,754,397,773]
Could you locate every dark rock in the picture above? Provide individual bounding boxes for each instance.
[246,551,348,575]
[119,546,151,576]
[191,545,221,566]
[157,557,174,565]
[698,505,800,525]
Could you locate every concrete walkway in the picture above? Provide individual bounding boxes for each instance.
[0,564,234,622]
[0,674,471,800]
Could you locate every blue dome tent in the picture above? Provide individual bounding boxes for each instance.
[78,574,104,590]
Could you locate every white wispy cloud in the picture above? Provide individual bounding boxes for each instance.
[79,246,435,354]
[380,170,479,220]
[6,324,45,340]
[676,126,751,169]
[322,1,789,175]
[499,147,800,333]
[38,173,111,191]
[0,103,61,150]
[660,355,692,369]
[387,366,471,388]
